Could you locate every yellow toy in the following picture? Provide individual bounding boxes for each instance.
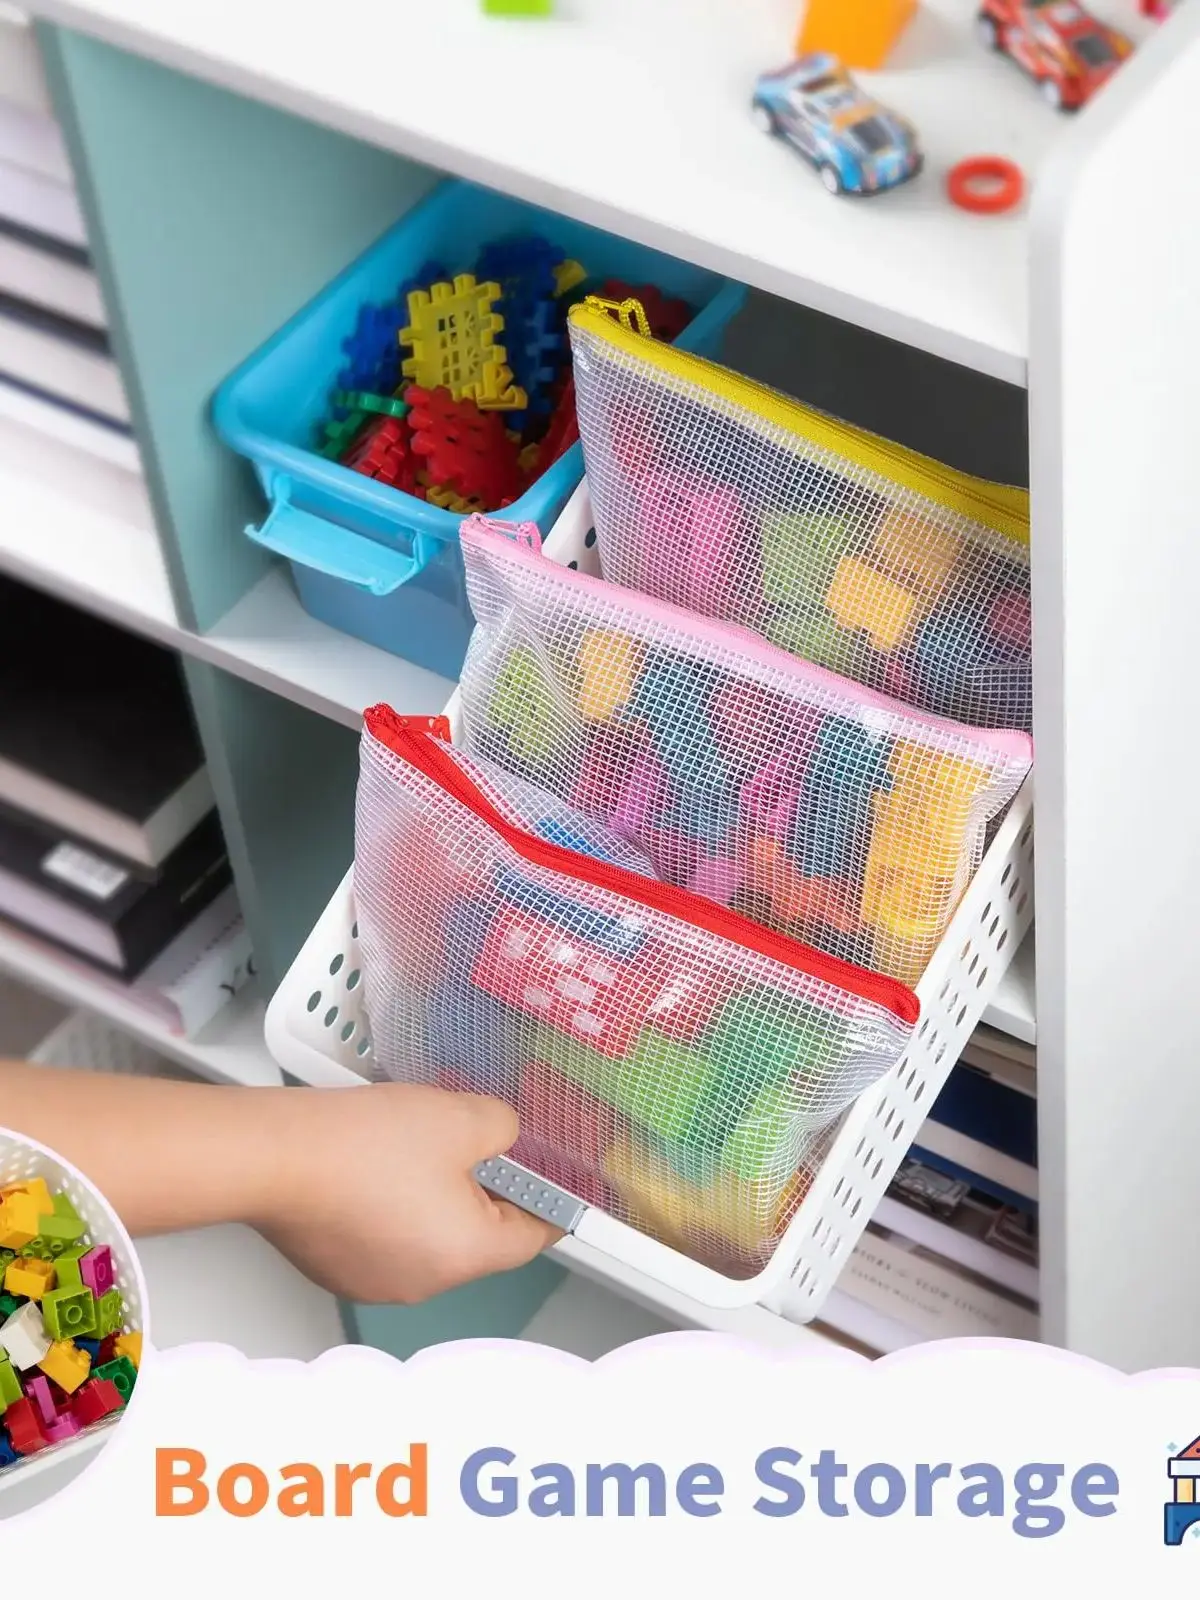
[576,629,642,721]
[399,275,527,411]
[795,0,918,71]
[826,554,918,653]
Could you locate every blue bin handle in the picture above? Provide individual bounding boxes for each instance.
[246,479,435,597]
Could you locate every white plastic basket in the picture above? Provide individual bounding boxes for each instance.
[0,1125,147,1492]
[264,482,1035,1321]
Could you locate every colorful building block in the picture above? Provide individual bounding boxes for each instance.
[492,867,650,960]
[4,1259,54,1301]
[71,1377,123,1427]
[0,1294,17,1319]
[50,1246,87,1288]
[489,645,563,767]
[795,0,918,69]
[627,653,730,795]
[709,989,849,1131]
[482,0,554,14]
[0,1301,50,1369]
[424,979,519,1092]
[93,1357,136,1404]
[763,601,862,677]
[400,275,526,411]
[471,904,663,1058]
[531,1025,616,1100]
[44,1413,81,1443]
[39,1340,91,1395]
[95,1290,124,1338]
[25,1373,56,1427]
[721,1078,806,1184]
[406,386,524,507]
[4,1395,46,1454]
[826,555,919,653]
[113,1332,142,1370]
[79,1245,115,1299]
[2,1178,53,1213]
[41,1285,97,1341]
[0,1433,17,1465]
[608,1028,716,1150]
[761,505,853,609]
[0,1355,21,1409]
[872,507,961,597]
[513,1061,617,1210]
[635,470,741,616]
[0,1192,41,1250]
[576,628,642,721]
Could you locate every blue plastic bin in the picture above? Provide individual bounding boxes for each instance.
[213,179,747,680]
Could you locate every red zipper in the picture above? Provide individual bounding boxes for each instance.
[364,707,920,1025]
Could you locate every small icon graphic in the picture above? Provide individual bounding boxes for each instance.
[1165,1437,1200,1544]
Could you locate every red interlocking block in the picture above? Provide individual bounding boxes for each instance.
[640,952,741,1045]
[71,1377,124,1427]
[471,907,667,1060]
[406,386,522,508]
[4,1397,47,1455]
[538,375,579,470]
[600,281,692,343]
[516,1060,620,1170]
[344,415,420,493]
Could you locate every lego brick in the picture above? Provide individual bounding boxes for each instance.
[608,1028,716,1148]
[74,1337,102,1361]
[424,979,519,1092]
[635,469,740,615]
[744,837,861,938]
[628,653,731,794]
[515,1059,619,1171]
[25,1373,56,1427]
[50,1246,87,1288]
[79,1245,115,1299]
[0,1433,16,1466]
[44,1412,82,1443]
[721,1078,805,1184]
[96,1334,121,1366]
[113,1332,142,1370]
[0,1300,50,1369]
[400,275,525,409]
[95,1290,124,1339]
[530,1025,617,1099]
[872,507,961,597]
[576,628,642,722]
[93,1356,136,1404]
[0,1192,41,1250]
[0,1293,18,1319]
[41,1284,98,1341]
[71,1377,122,1427]
[0,1355,21,1409]
[2,1178,52,1213]
[3,1395,46,1454]
[709,989,849,1123]
[826,555,919,653]
[4,1258,54,1300]
[763,601,862,677]
[39,1340,91,1395]
[471,905,665,1059]
[761,505,852,609]
[489,645,567,770]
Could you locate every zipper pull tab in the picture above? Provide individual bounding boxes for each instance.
[364,707,450,744]
[460,514,542,553]
[585,294,652,338]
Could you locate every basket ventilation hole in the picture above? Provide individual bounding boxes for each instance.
[346,968,361,991]
[324,1006,339,1028]
[329,954,344,976]
[306,991,322,1014]
[340,1021,356,1043]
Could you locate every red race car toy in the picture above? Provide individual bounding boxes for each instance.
[977,0,1134,110]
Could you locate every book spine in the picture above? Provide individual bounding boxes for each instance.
[872,1195,1039,1301]
[912,1120,1038,1202]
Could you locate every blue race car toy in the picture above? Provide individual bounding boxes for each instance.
[752,55,922,196]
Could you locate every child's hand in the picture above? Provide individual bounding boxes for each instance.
[253,1084,561,1304]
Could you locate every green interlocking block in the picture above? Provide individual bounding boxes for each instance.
[721,1078,805,1184]
[533,1026,615,1099]
[94,1356,136,1404]
[314,409,368,460]
[710,989,848,1091]
[36,1194,86,1245]
[0,1249,13,1268]
[490,646,563,767]
[0,1356,21,1411]
[42,1285,97,1340]
[52,1247,88,1287]
[761,507,853,610]
[764,601,862,677]
[481,0,553,13]
[0,1294,19,1318]
[332,388,409,420]
[96,1289,123,1338]
[610,1029,715,1147]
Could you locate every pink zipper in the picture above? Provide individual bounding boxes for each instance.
[460,516,1034,766]
[365,706,921,1026]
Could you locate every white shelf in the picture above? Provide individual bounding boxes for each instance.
[982,929,1035,1045]
[0,921,281,1086]
[28,0,1154,383]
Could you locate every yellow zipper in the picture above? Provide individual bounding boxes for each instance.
[570,299,1030,548]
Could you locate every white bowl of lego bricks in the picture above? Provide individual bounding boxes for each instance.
[0,1127,147,1497]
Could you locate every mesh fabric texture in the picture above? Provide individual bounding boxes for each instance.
[458,517,1033,989]
[569,304,1033,732]
[354,708,916,1282]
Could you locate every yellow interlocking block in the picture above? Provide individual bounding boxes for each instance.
[553,259,586,298]
[826,555,918,653]
[399,275,527,411]
[0,1193,42,1250]
[603,1138,808,1261]
[888,741,990,857]
[114,1331,142,1370]
[38,1340,91,1394]
[576,629,642,721]
[1,1178,53,1215]
[4,1258,55,1300]
[872,508,961,597]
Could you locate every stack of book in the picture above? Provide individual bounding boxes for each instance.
[820,1028,1039,1352]
[0,7,136,469]
[0,576,253,1036]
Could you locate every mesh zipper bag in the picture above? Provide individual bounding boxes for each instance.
[568,297,1033,732]
[458,516,1033,989]
[353,706,919,1291]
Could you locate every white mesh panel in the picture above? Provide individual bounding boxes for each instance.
[569,307,1032,732]
[353,715,916,1283]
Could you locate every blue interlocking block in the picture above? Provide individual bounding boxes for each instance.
[425,980,519,1091]
[443,898,493,980]
[0,1435,17,1467]
[477,235,564,425]
[493,867,649,959]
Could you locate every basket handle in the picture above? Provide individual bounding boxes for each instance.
[246,478,435,596]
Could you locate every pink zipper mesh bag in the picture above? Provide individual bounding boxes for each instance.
[458,516,1033,989]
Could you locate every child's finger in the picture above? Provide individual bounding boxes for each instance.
[474,1197,563,1272]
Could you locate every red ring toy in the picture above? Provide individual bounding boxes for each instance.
[947,157,1024,215]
